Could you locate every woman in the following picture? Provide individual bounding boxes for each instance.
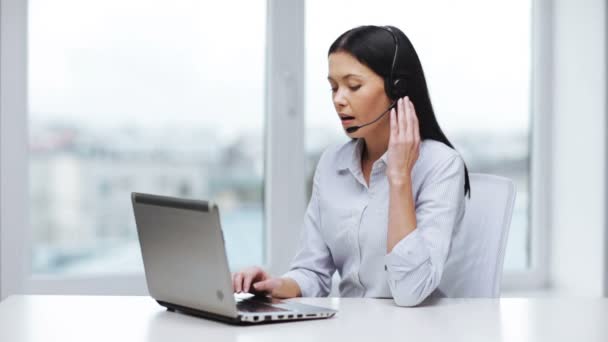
[232,25,470,307]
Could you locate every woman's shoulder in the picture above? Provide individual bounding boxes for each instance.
[414,140,466,198]
[417,139,464,173]
[420,139,461,160]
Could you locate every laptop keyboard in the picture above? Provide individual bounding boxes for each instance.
[237,299,288,313]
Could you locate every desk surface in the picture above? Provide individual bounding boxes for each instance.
[1,295,607,342]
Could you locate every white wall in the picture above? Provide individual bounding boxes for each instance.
[549,0,607,296]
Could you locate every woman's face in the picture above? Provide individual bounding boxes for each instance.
[328,51,393,138]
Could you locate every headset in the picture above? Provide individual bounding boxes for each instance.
[382,26,408,100]
[346,26,408,133]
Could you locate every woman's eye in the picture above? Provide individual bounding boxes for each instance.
[330,85,360,93]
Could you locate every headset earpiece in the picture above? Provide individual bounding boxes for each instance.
[381,26,408,100]
[393,78,408,99]
[385,78,407,100]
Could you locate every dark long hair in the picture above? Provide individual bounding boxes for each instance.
[328,25,470,197]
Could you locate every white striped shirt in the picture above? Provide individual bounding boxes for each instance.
[282,138,466,306]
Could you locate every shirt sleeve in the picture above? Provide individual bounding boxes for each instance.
[281,155,336,297]
[384,154,466,307]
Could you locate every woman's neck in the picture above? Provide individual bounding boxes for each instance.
[361,127,389,163]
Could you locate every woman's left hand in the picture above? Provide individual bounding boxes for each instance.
[386,96,421,186]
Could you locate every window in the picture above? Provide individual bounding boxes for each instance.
[28,0,267,275]
[305,0,532,271]
[2,0,546,296]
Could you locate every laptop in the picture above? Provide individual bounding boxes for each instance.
[131,192,338,324]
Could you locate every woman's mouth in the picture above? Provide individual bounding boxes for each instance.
[340,114,355,126]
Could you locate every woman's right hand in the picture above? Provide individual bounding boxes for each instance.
[232,266,284,295]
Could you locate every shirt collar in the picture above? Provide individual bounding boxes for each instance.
[336,139,389,172]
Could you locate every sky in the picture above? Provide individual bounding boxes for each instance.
[28,0,531,143]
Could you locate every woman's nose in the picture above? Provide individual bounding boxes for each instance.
[333,89,348,107]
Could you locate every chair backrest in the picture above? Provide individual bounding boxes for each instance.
[439,173,516,298]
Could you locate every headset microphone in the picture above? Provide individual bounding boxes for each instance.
[345,100,397,134]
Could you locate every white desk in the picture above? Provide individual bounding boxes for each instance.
[0,295,607,342]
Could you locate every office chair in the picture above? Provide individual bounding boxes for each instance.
[439,173,517,298]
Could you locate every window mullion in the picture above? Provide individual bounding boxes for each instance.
[265,0,306,277]
[0,0,29,300]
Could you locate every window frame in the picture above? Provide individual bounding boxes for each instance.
[501,0,552,292]
[0,0,549,298]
